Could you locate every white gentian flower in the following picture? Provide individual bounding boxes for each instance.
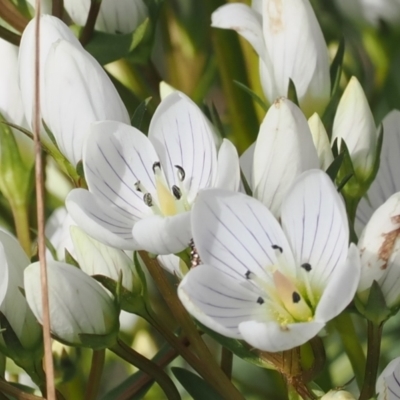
[357,110,400,231]
[211,0,330,116]
[334,0,400,28]
[178,170,360,352]
[357,193,400,309]
[19,16,130,166]
[64,0,148,34]
[0,39,33,166]
[308,113,334,170]
[70,225,140,293]
[376,357,400,400]
[0,230,42,353]
[24,261,119,347]
[242,97,319,217]
[66,91,240,255]
[332,76,378,183]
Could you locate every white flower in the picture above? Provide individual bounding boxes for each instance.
[334,0,400,28]
[66,91,240,255]
[19,15,130,166]
[377,356,400,400]
[308,113,334,170]
[0,230,42,351]
[0,39,33,166]
[357,110,400,232]
[241,97,319,217]
[24,261,119,347]
[64,0,148,34]
[357,193,400,309]
[332,76,378,183]
[321,390,356,400]
[211,0,330,116]
[178,170,360,352]
[70,225,139,293]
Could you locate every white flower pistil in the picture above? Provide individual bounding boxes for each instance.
[135,162,190,217]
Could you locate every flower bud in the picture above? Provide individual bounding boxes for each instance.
[332,76,378,186]
[24,261,119,348]
[70,225,141,294]
[321,390,356,400]
[357,192,400,309]
[64,0,148,34]
[0,230,42,362]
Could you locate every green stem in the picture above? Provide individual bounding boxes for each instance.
[302,337,326,382]
[110,338,181,400]
[333,313,365,389]
[11,202,31,256]
[85,349,105,400]
[221,347,233,380]
[0,26,20,46]
[344,196,360,244]
[359,322,383,400]
[140,251,244,400]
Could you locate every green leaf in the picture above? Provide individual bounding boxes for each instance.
[325,151,345,182]
[233,80,268,111]
[65,249,80,269]
[209,102,226,139]
[287,78,300,108]
[84,18,150,65]
[171,367,223,400]
[240,169,253,196]
[330,37,345,95]
[131,97,152,130]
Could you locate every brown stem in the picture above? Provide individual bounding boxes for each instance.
[80,0,102,46]
[0,26,21,46]
[221,347,233,380]
[0,0,29,33]
[51,0,64,19]
[85,350,105,400]
[0,378,44,399]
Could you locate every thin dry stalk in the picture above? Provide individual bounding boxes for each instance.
[33,1,56,399]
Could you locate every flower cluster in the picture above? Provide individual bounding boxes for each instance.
[0,0,400,398]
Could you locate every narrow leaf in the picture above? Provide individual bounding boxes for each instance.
[233,80,268,111]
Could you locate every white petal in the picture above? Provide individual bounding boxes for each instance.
[132,212,192,255]
[253,98,319,217]
[192,189,296,281]
[377,357,400,400]
[281,170,349,290]
[356,110,400,232]
[239,320,325,352]
[19,16,81,138]
[211,3,265,59]
[332,77,377,179]
[148,91,217,203]
[214,139,240,191]
[260,0,330,116]
[178,264,265,339]
[43,40,130,166]
[239,142,255,194]
[315,244,360,322]
[308,112,334,170]
[84,121,156,220]
[66,189,136,250]
[24,261,118,345]
[358,192,400,292]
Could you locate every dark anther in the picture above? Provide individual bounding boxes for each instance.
[143,193,153,207]
[152,161,161,173]
[175,165,186,181]
[245,270,251,279]
[272,244,283,253]
[134,181,141,192]
[172,185,182,200]
[189,238,201,268]
[301,263,312,272]
[292,292,301,303]
[257,297,265,305]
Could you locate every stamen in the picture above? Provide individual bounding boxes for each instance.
[272,244,283,253]
[172,185,182,200]
[134,181,142,192]
[143,193,153,207]
[152,161,161,173]
[301,263,312,272]
[175,165,186,181]
[189,239,201,268]
[292,292,301,303]
[257,297,265,305]
[245,270,251,279]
